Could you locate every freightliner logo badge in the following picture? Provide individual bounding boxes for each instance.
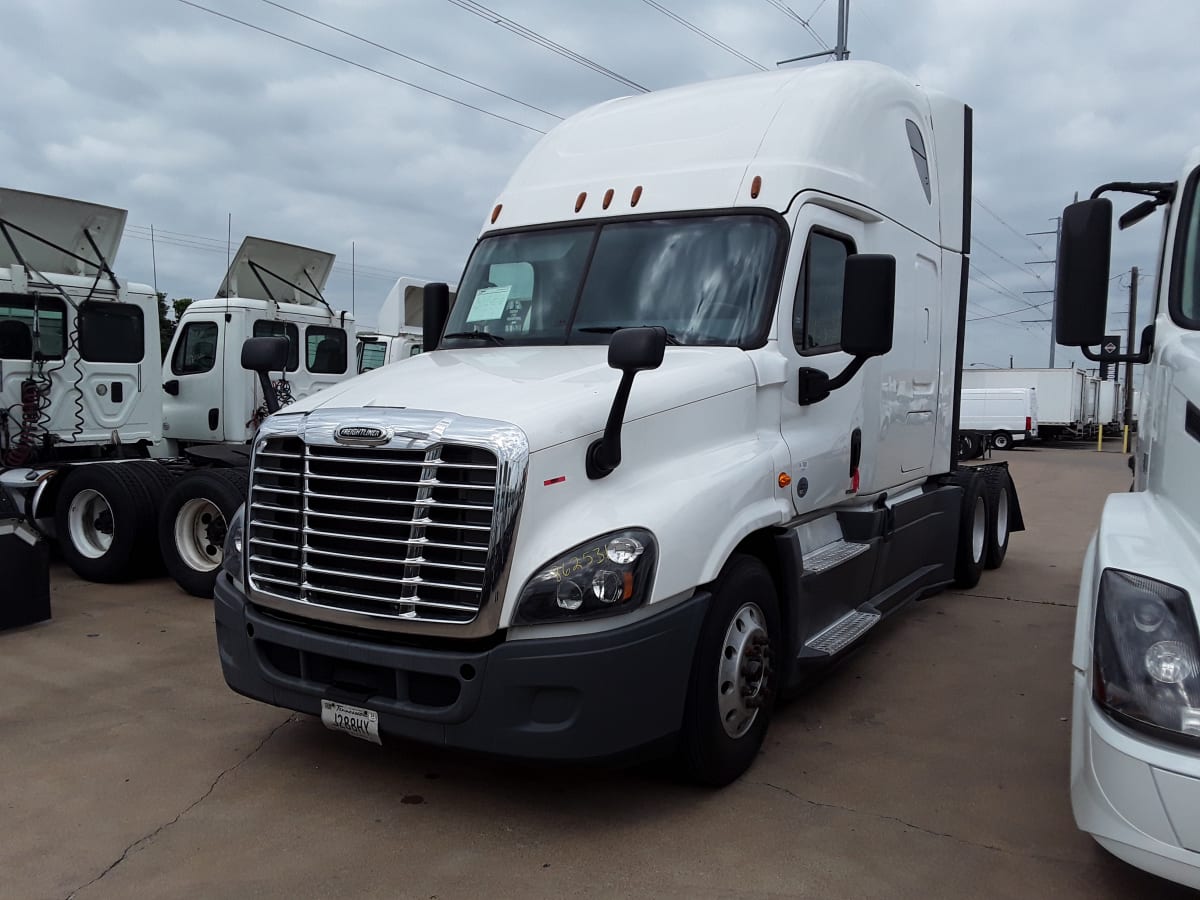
[334,425,391,446]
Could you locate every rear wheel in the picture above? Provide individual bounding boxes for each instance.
[982,468,1014,569]
[159,468,249,598]
[953,475,989,588]
[680,555,780,786]
[991,431,1012,451]
[55,463,158,582]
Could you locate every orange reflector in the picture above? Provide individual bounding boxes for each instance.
[623,571,634,599]
[778,472,792,488]
[631,185,643,207]
[750,175,762,199]
[490,204,502,224]
[603,188,614,209]
[575,192,587,213]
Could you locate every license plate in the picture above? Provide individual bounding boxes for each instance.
[320,699,381,745]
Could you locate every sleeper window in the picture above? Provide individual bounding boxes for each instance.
[794,231,853,353]
[0,295,66,359]
[79,302,145,363]
[306,325,347,374]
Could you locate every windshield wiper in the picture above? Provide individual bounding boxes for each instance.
[577,326,681,345]
[442,330,506,345]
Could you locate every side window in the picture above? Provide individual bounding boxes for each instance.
[0,295,66,360]
[905,120,932,204]
[79,302,145,363]
[793,231,853,353]
[171,322,220,375]
[252,319,299,371]
[306,325,347,374]
[357,339,386,373]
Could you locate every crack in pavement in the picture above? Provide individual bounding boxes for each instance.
[750,780,1077,865]
[65,715,295,900]
[952,590,1076,609]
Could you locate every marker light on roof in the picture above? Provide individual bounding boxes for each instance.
[751,175,762,199]
[603,188,614,210]
[575,192,587,213]
[490,204,502,224]
[631,185,643,207]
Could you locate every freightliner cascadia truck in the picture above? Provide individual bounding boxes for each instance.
[216,61,1023,785]
[1054,149,1200,887]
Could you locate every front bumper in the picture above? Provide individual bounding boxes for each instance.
[214,572,708,761]
[1071,672,1200,889]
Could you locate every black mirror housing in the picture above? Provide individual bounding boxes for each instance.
[608,325,667,372]
[840,254,896,358]
[241,336,289,373]
[1055,198,1112,347]
[423,282,450,352]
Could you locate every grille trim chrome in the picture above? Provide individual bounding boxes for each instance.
[245,409,528,639]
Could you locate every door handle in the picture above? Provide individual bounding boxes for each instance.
[163,379,180,396]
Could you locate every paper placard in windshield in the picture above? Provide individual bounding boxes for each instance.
[466,285,511,323]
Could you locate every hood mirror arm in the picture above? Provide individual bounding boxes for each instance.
[586,326,667,480]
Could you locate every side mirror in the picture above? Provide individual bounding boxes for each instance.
[241,336,289,372]
[423,282,450,352]
[587,326,667,479]
[840,254,896,357]
[1055,198,1112,347]
[241,336,289,415]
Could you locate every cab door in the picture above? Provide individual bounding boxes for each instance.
[776,203,870,516]
[163,315,225,442]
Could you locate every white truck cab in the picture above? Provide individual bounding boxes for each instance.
[1055,149,1200,888]
[353,277,457,373]
[162,237,354,448]
[215,62,1022,785]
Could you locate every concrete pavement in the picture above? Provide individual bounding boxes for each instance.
[1,445,1189,899]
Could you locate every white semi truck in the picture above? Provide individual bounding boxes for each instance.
[1056,153,1200,887]
[353,277,457,373]
[216,61,1024,785]
[0,188,360,598]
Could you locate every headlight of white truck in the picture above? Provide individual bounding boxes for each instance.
[222,505,246,582]
[515,529,657,624]
[1094,569,1200,741]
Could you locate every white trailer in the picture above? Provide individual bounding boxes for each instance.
[1055,153,1200,888]
[215,61,1024,786]
[961,366,1090,439]
[957,386,1037,456]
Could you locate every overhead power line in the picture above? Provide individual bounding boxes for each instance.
[973,197,1047,252]
[441,0,649,93]
[967,297,1053,322]
[639,0,767,71]
[762,0,831,51]
[175,0,547,133]
[254,0,563,120]
[973,235,1048,285]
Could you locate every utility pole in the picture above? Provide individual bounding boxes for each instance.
[1026,216,1062,367]
[1123,266,1138,453]
[835,0,849,60]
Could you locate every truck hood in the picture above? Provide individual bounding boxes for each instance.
[282,345,757,451]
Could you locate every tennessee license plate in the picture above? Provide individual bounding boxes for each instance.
[320,699,381,745]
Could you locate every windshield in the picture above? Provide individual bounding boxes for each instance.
[1180,173,1200,327]
[442,214,783,347]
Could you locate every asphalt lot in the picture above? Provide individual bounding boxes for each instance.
[3,443,1192,899]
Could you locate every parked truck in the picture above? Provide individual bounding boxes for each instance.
[353,277,457,373]
[1055,152,1200,887]
[961,366,1091,439]
[0,188,361,599]
[957,386,1038,457]
[215,61,1024,785]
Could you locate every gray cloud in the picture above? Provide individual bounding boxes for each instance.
[3,0,1196,373]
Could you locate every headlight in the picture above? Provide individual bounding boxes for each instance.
[222,504,246,582]
[1093,569,1200,741]
[515,529,657,624]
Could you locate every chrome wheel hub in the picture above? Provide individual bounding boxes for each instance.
[717,602,771,739]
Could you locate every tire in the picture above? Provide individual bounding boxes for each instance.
[159,468,249,598]
[680,554,781,787]
[966,433,983,460]
[982,468,1014,569]
[953,474,989,588]
[991,431,1012,451]
[123,461,179,575]
[54,463,159,582]
[956,433,973,462]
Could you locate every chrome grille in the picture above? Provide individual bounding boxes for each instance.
[247,436,500,625]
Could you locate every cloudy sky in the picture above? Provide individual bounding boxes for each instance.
[4,0,1199,370]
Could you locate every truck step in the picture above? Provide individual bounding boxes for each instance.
[802,538,869,574]
[805,609,881,655]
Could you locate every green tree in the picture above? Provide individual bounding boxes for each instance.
[157,296,194,360]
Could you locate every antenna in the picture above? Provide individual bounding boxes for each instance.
[351,240,356,317]
[775,0,850,66]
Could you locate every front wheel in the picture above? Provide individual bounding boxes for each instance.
[679,555,781,786]
[159,468,249,598]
